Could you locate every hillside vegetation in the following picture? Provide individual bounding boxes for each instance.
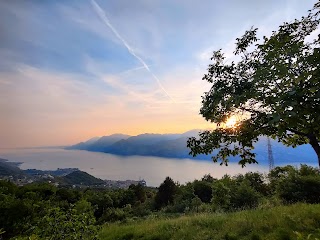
[99,203,320,240]
[61,170,105,186]
[0,159,24,177]
[1,164,320,240]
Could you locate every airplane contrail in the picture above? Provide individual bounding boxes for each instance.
[90,0,175,102]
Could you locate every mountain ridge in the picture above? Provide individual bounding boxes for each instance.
[66,130,317,165]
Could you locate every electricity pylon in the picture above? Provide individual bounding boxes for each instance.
[267,137,274,171]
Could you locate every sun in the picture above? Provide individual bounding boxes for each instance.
[225,115,238,128]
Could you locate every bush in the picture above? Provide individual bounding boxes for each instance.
[99,208,127,223]
[193,180,213,203]
[273,165,320,204]
[33,207,98,240]
[277,174,320,203]
[230,181,261,209]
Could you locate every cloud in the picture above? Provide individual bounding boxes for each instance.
[84,55,210,114]
[0,65,126,147]
[0,0,317,148]
[0,64,213,147]
[196,0,318,67]
[90,0,175,103]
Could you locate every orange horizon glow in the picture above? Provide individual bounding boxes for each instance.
[2,114,216,148]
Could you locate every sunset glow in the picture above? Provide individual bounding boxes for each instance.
[0,1,315,148]
[225,116,238,129]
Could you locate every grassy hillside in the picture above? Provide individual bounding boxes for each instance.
[99,203,320,240]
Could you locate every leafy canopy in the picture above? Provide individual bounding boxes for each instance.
[187,2,320,166]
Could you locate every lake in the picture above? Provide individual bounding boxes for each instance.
[0,147,272,186]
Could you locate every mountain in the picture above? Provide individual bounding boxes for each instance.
[67,131,318,165]
[67,131,199,158]
[0,158,25,177]
[120,133,181,145]
[65,137,100,150]
[84,136,101,144]
[87,134,131,151]
[67,130,218,160]
[105,133,185,156]
[180,129,203,138]
[66,134,130,151]
[252,136,317,165]
[61,170,105,186]
[148,137,195,158]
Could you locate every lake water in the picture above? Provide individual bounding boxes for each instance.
[0,147,273,186]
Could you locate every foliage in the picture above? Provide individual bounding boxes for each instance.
[2,164,320,239]
[190,196,202,212]
[33,207,98,240]
[212,181,231,210]
[229,180,261,209]
[0,180,153,239]
[62,170,105,186]
[129,183,147,203]
[98,203,320,240]
[98,207,127,223]
[0,194,35,238]
[154,177,178,209]
[187,2,320,166]
[193,180,213,203]
[271,165,320,203]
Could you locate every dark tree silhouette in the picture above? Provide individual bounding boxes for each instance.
[188,2,320,166]
[154,177,177,208]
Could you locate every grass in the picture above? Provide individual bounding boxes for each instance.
[98,203,320,240]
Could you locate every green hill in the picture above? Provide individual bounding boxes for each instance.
[98,203,320,240]
[61,170,105,186]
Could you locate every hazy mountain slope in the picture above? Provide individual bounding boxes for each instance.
[252,137,317,165]
[87,134,131,151]
[66,137,100,150]
[105,133,183,155]
[67,134,131,151]
[67,131,318,165]
[148,137,201,158]
[122,133,181,145]
[0,158,24,176]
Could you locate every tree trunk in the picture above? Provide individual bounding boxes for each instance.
[308,134,320,167]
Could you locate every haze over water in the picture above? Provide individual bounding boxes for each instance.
[0,148,268,187]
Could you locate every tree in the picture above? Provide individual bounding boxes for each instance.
[187,2,320,166]
[230,180,261,209]
[128,183,147,203]
[154,177,178,208]
[191,196,202,212]
[201,174,216,183]
[193,180,213,203]
[270,165,320,203]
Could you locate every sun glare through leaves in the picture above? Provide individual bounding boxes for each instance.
[225,115,238,129]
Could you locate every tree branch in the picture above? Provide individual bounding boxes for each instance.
[286,128,308,137]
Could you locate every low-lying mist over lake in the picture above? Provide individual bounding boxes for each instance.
[0,148,269,186]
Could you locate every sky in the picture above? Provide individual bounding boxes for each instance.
[0,0,317,148]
